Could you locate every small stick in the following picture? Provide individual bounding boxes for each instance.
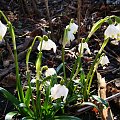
[44,0,54,40]
[77,0,82,42]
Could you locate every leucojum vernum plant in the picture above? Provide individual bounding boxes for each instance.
[0,10,120,119]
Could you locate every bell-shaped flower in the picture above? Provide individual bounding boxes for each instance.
[37,39,57,53]
[66,22,78,34]
[50,84,68,102]
[100,55,110,67]
[104,24,120,39]
[78,42,91,55]
[0,21,7,41]
[63,22,78,48]
[45,68,56,77]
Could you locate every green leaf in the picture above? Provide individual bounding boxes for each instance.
[5,111,18,120]
[56,63,63,73]
[92,95,109,107]
[22,117,33,120]
[70,56,80,80]
[62,28,69,48]
[54,116,81,120]
[0,87,20,106]
[87,16,110,39]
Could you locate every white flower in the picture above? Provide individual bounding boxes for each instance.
[78,42,91,55]
[45,68,56,77]
[116,23,120,31]
[63,22,78,48]
[67,22,78,41]
[50,84,68,102]
[104,24,120,39]
[31,78,36,83]
[66,22,78,34]
[100,55,110,67]
[0,21,7,41]
[115,23,120,40]
[37,39,57,53]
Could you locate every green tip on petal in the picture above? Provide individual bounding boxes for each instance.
[0,36,2,41]
[107,18,113,25]
[43,35,48,41]
[70,19,74,23]
[115,16,120,24]
[60,79,65,85]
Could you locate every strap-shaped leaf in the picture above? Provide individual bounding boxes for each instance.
[54,116,81,120]
[5,111,18,120]
[0,87,20,106]
[92,95,109,107]
[22,117,33,120]
[87,16,110,39]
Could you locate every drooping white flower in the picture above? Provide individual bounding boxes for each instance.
[0,21,7,41]
[37,39,57,53]
[50,84,68,102]
[45,68,56,77]
[100,55,110,67]
[66,22,78,34]
[78,42,91,55]
[104,24,120,39]
[63,22,78,48]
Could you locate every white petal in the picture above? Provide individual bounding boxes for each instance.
[104,24,119,39]
[38,39,57,53]
[116,23,120,31]
[78,42,91,55]
[0,21,7,41]
[100,55,110,66]
[50,84,68,102]
[45,68,56,77]
[116,23,120,40]
[31,78,36,83]
[110,40,119,45]
[69,23,78,34]
[68,31,75,41]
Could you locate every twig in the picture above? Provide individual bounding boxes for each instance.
[44,0,54,40]
[77,0,82,42]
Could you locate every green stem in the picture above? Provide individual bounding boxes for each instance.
[26,36,42,71]
[71,56,81,80]
[36,52,42,119]
[85,38,109,100]
[35,39,43,119]
[9,22,24,102]
[0,10,24,102]
[62,47,66,81]
[26,36,42,118]
[26,71,37,117]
